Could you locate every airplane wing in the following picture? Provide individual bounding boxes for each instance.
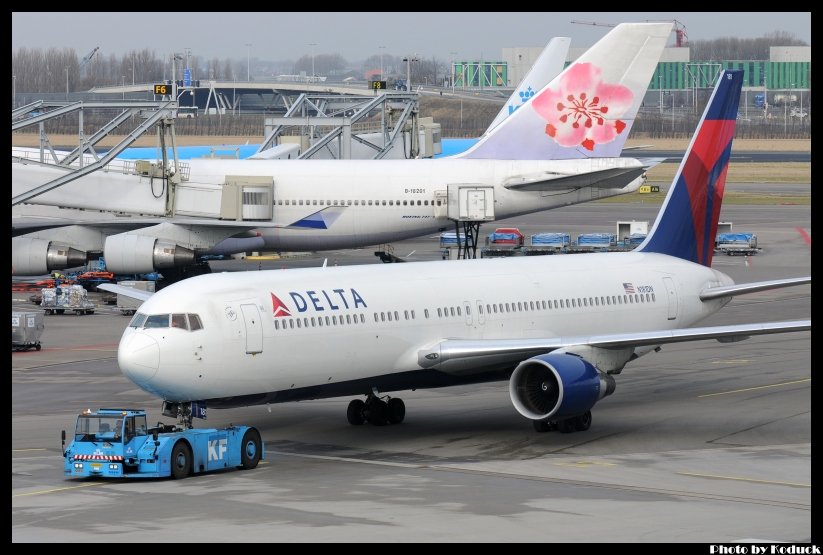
[418,320,810,374]
[503,167,646,192]
[97,283,154,302]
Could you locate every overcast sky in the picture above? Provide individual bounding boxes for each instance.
[12,12,811,63]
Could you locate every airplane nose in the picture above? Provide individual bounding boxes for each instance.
[118,332,159,385]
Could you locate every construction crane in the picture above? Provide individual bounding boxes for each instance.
[570,19,688,47]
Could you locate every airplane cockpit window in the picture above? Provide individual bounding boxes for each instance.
[171,314,188,329]
[128,313,148,328]
[144,314,170,328]
[188,314,203,331]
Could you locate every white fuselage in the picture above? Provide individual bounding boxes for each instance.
[12,157,643,251]
[118,252,732,405]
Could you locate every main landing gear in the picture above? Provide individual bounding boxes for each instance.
[347,391,405,426]
[531,411,592,433]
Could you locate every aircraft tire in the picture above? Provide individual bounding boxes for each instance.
[387,398,405,424]
[347,399,366,425]
[365,399,388,426]
[557,418,576,434]
[532,420,552,433]
[573,411,592,432]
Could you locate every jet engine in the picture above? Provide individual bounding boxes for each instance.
[104,234,195,274]
[12,237,87,275]
[509,353,616,421]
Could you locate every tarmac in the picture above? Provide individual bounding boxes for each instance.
[11,197,811,543]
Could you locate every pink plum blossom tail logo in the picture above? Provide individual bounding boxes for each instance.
[532,63,634,151]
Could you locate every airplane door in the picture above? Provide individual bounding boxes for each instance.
[466,191,486,220]
[662,277,678,320]
[240,303,263,354]
[476,300,485,325]
[463,301,472,325]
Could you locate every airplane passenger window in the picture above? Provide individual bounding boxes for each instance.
[652,293,656,302]
[128,313,147,328]
[505,303,510,312]
[389,201,394,206]
[394,311,399,320]
[417,200,422,206]
[277,200,283,205]
[368,200,373,206]
[333,316,338,325]
[635,294,640,303]
[325,316,330,326]
[437,308,442,318]
[589,297,594,306]
[492,304,497,313]
[404,310,409,320]
[541,300,547,310]
[517,302,522,311]
[629,296,634,304]
[360,314,365,323]
[436,200,441,206]
[299,200,304,206]
[144,314,170,328]
[374,313,379,322]
[449,307,455,317]
[318,318,323,327]
[411,310,415,319]
[296,319,302,328]
[319,200,325,206]
[595,298,599,306]
[424,309,429,318]
[313,200,318,205]
[583,299,588,307]
[171,314,188,329]
[382,200,387,205]
[346,315,352,324]
[274,320,280,330]
[347,200,352,205]
[289,320,294,329]
[424,200,429,206]
[403,201,408,206]
[466,306,471,315]
[387,312,393,322]
[354,200,359,206]
[311,317,316,327]
[457,307,461,316]
[381,313,385,322]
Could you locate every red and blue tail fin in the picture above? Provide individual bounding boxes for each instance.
[637,70,743,266]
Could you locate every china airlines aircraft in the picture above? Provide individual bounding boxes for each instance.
[13,23,670,278]
[101,70,809,433]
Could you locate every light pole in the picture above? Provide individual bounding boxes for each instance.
[132,52,135,85]
[245,43,252,81]
[65,67,69,100]
[309,42,317,80]
[402,55,418,91]
[121,75,125,100]
[12,74,16,109]
[450,51,457,93]
[379,45,386,79]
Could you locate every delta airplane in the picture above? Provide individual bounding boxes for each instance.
[101,70,810,433]
[13,23,670,278]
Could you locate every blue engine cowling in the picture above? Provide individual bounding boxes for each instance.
[509,353,616,420]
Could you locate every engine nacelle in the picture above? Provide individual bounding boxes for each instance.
[12,237,87,275]
[509,353,616,421]
[104,234,195,274]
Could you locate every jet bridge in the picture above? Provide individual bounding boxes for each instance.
[447,184,496,259]
[11,101,183,210]
[257,92,439,160]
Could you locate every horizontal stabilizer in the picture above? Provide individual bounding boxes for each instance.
[504,167,645,191]
[700,276,811,301]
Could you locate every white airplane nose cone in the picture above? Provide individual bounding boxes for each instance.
[118,332,159,384]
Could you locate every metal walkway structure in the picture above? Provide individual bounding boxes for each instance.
[12,101,182,207]
[257,91,421,160]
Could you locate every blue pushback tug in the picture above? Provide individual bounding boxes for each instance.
[62,407,262,479]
